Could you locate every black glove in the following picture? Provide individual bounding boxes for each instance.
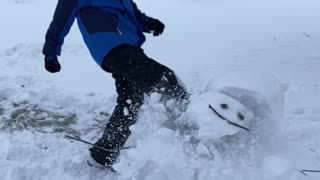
[144,16,165,36]
[44,56,61,73]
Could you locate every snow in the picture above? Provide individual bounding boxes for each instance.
[1,0,320,179]
[262,155,290,177]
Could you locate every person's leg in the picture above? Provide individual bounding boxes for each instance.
[90,44,189,167]
[103,45,189,102]
[89,74,144,166]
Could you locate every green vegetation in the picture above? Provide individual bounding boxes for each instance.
[0,101,79,136]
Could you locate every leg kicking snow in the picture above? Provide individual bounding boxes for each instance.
[89,45,189,168]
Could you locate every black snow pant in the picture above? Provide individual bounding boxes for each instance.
[89,44,188,166]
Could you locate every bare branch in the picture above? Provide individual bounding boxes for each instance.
[65,135,134,152]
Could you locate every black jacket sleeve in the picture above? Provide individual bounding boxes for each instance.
[131,1,150,33]
[42,0,81,56]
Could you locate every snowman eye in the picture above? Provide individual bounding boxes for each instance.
[220,104,228,109]
[237,112,245,121]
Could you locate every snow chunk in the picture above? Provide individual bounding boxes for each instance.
[123,107,129,116]
[126,99,132,104]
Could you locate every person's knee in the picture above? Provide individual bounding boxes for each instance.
[102,44,142,74]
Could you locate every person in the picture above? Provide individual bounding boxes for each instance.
[43,0,189,168]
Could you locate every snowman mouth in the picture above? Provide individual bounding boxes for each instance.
[208,104,250,132]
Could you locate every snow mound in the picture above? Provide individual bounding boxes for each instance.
[114,71,287,180]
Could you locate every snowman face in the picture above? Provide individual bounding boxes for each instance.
[185,92,253,141]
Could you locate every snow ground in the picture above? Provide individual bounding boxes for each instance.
[1,0,320,179]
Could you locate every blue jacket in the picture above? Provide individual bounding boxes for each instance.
[43,0,149,66]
